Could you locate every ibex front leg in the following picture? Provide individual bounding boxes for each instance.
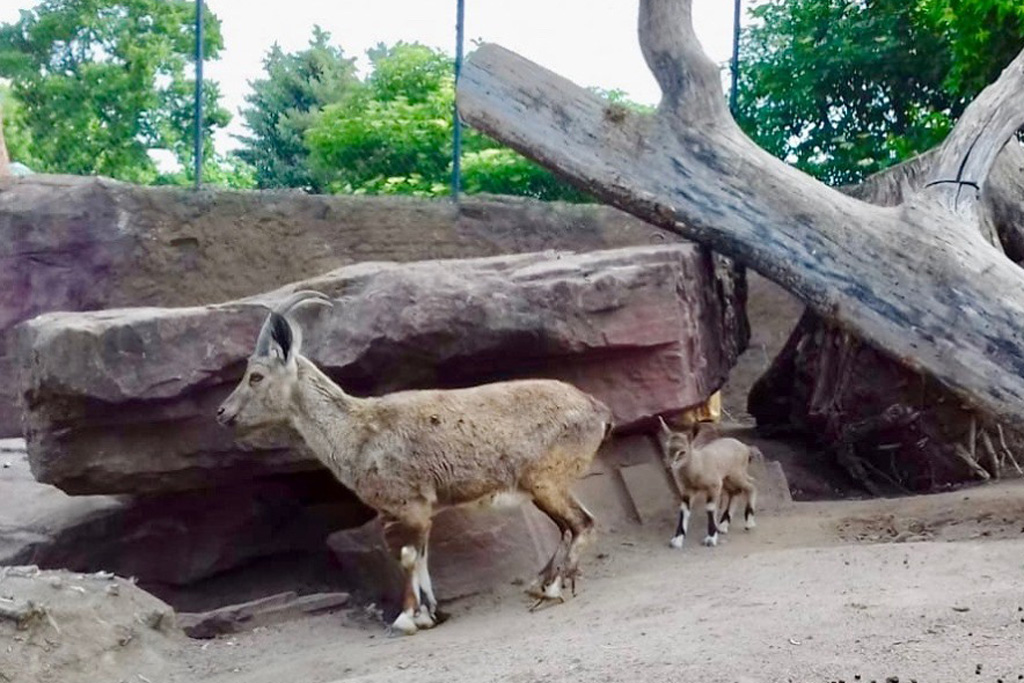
[390,509,437,635]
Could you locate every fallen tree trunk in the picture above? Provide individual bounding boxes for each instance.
[749,143,1024,492]
[456,0,1024,433]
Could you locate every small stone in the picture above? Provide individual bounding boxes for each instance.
[47,576,62,589]
[106,584,120,596]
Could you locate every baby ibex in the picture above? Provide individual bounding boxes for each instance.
[656,417,759,549]
[217,291,612,635]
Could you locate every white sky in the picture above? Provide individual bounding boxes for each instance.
[0,0,739,154]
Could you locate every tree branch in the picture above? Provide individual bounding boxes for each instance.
[925,49,1024,219]
[638,0,729,123]
[456,1,1024,428]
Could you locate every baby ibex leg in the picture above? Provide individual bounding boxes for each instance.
[670,494,691,549]
[703,486,721,547]
[744,479,758,530]
[718,490,734,534]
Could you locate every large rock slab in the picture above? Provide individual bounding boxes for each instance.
[0,176,678,436]
[19,245,747,494]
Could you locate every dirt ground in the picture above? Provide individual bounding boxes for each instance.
[0,567,178,683]
[162,479,1024,683]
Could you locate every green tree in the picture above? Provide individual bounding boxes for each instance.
[306,41,590,200]
[155,152,257,189]
[736,0,1024,186]
[236,26,358,191]
[306,42,453,196]
[0,84,38,169]
[0,0,229,183]
[460,148,590,202]
[917,0,1024,95]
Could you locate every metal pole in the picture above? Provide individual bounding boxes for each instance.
[729,0,741,115]
[194,0,204,188]
[452,0,465,201]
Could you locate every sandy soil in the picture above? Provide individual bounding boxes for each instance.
[164,480,1024,683]
[0,567,178,683]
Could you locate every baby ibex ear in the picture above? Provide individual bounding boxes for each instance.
[657,416,672,435]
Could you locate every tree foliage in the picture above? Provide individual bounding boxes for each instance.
[0,84,37,169]
[235,26,358,191]
[154,152,256,189]
[736,0,1024,185]
[918,0,1024,96]
[306,42,452,196]
[305,41,590,200]
[0,0,229,183]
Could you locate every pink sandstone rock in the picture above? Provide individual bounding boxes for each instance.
[18,245,746,495]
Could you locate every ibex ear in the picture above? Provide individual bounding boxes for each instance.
[255,311,294,363]
[254,289,331,363]
[657,416,671,435]
[268,312,294,362]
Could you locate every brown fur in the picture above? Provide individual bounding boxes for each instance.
[218,292,612,633]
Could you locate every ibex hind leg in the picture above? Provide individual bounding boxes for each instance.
[526,526,569,608]
[562,494,595,596]
[528,486,595,608]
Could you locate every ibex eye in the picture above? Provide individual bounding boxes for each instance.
[249,373,264,385]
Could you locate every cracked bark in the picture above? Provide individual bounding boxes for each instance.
[457,0,1024,490]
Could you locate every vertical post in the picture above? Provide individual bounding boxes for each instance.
[729,0,741,115]
[452,0,465,201]
[193,0,204,188]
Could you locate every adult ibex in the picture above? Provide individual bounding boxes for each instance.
[217,291,612,634]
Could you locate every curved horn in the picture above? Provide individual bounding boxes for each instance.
[273,290,333,316]
[253,290,333,357]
